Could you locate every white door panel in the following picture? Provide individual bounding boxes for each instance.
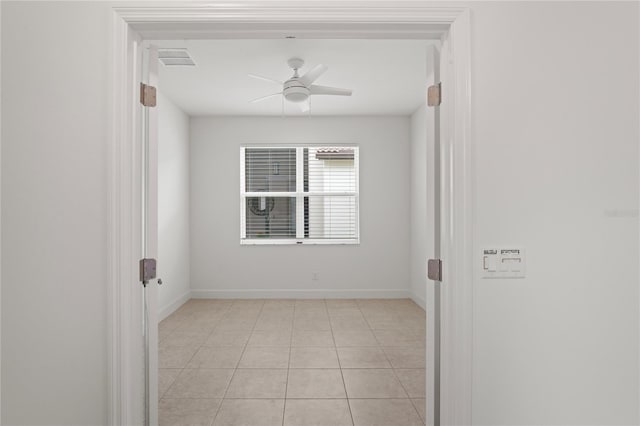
[141,44,159,426]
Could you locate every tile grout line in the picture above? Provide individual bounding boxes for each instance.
[209,299,266,426]
[358,300,425,425]
[282,301,296,426]
[327,299,356,426]
[160,301,230,403]
[203,302,236,426]
[189,302,233,426]
[209,397,415,400]
[158,307,195,401]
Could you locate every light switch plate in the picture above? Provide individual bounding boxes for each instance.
[481,247,525,278]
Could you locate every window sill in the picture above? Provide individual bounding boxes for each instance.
[240,238,360,246]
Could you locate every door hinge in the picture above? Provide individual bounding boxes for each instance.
[427,83,441,107]
[140,83,157,107]
[427,258,442,281]
[139,258,157,284]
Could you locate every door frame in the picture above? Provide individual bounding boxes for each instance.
[108,3,472,425]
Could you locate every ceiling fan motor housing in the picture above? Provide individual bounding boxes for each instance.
[283,79,309,103]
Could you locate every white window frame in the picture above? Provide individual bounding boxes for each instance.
[240,145,360,245]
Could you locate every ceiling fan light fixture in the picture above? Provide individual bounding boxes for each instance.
[283,86,309,103]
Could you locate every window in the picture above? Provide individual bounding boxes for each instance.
[240,146,359,244]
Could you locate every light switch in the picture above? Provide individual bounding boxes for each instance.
[482,249,498,273]
[485,256,497,271]
[498,256,509,272]
[481,247,525,278]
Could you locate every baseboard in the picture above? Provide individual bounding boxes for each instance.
[190,288,411,299]
[410,293,426,311]
[159,290,191,321]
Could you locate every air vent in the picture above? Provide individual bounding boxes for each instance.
[158,48,196,67]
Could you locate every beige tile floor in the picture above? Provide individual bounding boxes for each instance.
[158,298,426,426]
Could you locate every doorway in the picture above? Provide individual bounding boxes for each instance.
[154,37,434,426]
[109,4,472,426]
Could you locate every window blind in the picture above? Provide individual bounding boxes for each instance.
[240,146,359,244]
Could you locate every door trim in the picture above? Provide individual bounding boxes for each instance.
[108,12,145,426]
[438,12,473,424]
[108,3,472,425]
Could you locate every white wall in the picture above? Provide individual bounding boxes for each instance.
[190,116,411,298]
[1,2,110,424]
[0,2,638,425]
[470,2,639,424]
[158,92,191,319]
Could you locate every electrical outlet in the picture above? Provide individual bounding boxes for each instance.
[312,272,319,281]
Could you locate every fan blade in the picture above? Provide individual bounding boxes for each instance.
[248,74,282,85]
[250,93,282,103]
[298,100,310,112]
[299,64,328,86]
[310,84,352,96]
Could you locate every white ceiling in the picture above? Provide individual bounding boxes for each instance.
[156,39,433,116]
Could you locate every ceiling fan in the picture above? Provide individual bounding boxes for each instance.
[249,57,353,112]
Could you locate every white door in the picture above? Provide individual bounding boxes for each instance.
[423,43,441,426]
[141,43,160,426]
